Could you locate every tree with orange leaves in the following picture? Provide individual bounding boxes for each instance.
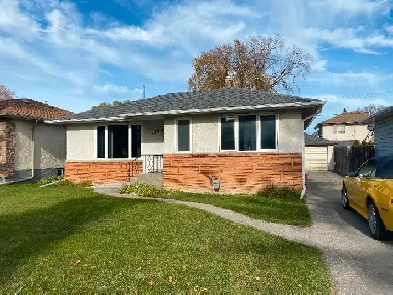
[188,35,313,93]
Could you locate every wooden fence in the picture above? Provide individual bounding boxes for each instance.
[334,145,375,176]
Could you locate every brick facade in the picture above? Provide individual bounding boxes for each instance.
[65,161,142,184]
[163,153,302,193]
[0,119,15,178]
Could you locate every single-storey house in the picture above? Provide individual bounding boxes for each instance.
[0,98,73,183]
[47,86,325,193]
[362,106,393,158]
[304,133,337,171]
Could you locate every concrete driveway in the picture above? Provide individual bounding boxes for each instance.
[306,171,393,294]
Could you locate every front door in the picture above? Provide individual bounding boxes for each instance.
[131,125,141,158]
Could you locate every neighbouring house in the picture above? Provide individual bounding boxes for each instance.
[47,86,325,193]
[305,133,337,171]
[362,106,393,158]
[315,109,372,144]
[0,98,73,183]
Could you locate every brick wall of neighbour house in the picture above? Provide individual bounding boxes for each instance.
[164,153,302,193]
[65,161,143,184]
[0,119,16,178]
[163,153,302,193]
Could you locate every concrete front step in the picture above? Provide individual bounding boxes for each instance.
[93,173,163,191]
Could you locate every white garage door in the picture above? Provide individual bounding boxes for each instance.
[305,146,328,171]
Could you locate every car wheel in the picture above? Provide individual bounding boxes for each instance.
[341,185,350,210]
[367,202,387,240]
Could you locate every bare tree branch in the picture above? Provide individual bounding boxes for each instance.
[0,84,16,100]
[357,104,387,115]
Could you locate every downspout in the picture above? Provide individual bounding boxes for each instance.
[301,111,322,199]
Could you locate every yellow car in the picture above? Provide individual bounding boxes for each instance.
[342,156,393,240]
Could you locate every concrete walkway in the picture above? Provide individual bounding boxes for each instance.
[94,172,393,294]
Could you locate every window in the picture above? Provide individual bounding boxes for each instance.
[357,160,377,178]
[333,125,345,134]
[260,115,276,149]
[239,115,256,151]
[220,114,277,151]
[220,117,235,150]
[97,126,105,158]
[375,160,393,179]
[96,124,141,159]
[177,119,191,152]
[108,125,129,158]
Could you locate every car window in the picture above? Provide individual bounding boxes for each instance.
[375,160,393,179]
[357,161,377,178]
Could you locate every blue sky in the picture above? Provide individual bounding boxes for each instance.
[0,0,392,132]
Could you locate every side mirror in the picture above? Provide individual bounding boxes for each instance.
[346,172,356,177]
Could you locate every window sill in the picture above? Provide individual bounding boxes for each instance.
[68,158,143,162]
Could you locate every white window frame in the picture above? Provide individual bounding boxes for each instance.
[218,113,278,152]
[93,123,143,159]
[333,125,345,134]
[219,115,237,152]
[259,113,279,151]
[174,117,192,153]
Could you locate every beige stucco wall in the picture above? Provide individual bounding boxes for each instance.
[163,110,303,154]
[14,120,66,172]
[14,120,33,171]
[66,124,95,160]
[142,120,164,155]
[322,124,369,142]
[278,111,303,153]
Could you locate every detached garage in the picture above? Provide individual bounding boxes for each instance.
[305,133,337,171]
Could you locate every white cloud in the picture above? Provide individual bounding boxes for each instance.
[311,59,328,72]
[93,84,143,94]
[309,71,393,87]
[310,94,390,111]
[308,0,390,14]
[0,0,392,113]
[304,27,393,53]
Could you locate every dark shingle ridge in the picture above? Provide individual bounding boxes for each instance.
[57,88,323,121]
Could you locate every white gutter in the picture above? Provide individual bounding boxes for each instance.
[45,101,325,124]
[301,108,323,199]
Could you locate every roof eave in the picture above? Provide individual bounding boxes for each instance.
[120,101,325,118]
[45,116,126,124]
[46,101,325,124]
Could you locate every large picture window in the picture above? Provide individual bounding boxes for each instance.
[260,115,276,149]
[96,124,141,159]
[108,125,128,158]
[177,119,191,152]
[239,115,256,151]
[220,114,277,151]
[220,117,235,150]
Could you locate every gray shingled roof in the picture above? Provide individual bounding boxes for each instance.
[305,133,338,146]
[55,88,323,122]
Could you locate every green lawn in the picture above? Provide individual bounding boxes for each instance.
[0,184,331,293]
[130,189,312,227]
